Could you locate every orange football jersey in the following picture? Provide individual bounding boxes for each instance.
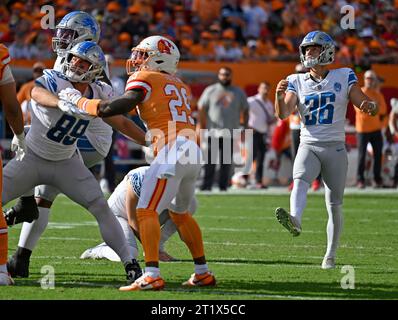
[0,43,11,80]
[125,70,196,153]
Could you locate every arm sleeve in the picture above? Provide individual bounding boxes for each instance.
[125,72,152,103]
[347,68,358,93]
[286,75,297,95]
[197,86,211,111]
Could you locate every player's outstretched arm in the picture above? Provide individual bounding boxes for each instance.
[274,80,297,119]
[349,83,378,116]
[103,115,146,146]
[0,81,24,135]
[31,85,60,107]
[97,89,145,117]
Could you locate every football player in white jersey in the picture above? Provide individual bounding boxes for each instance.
[6,11,145,278]
[2,41,144,283]
[80,166,197,262]
[274,31,378,269]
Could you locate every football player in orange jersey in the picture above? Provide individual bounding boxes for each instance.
[59,35,216,291]
[0,43,26,285]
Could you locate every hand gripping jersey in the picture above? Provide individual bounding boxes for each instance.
[54,56,112,157]
[27,69,113,161]
[286,68,357,143]
[125,70,196,154]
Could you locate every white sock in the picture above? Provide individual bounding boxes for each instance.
[194,263,209,275]
[144,267,160,278]
[325,204,343,258]
[0,264,7,273]
[18,207,50,251]
[290,179,310,225]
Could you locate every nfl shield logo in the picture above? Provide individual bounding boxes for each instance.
[334,82,342,92]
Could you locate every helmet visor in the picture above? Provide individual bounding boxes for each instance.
[126,49,149,75]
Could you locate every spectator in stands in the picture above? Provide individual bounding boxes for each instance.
[191,0,222,26]
[247,81,276,189]
[113,32,132,59]
[221,0,246,44]
[215,29,243,62]
[355,70,388,188]
[190,31,216,62]
[16,61,45,125]
[120,6,149,47]
[198,66,249,191]
[242,0,269,39]
[8,33,31,59]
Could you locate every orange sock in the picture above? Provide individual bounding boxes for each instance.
[137,208,160,264]
[0,160,7,265]
[169,212,204,259]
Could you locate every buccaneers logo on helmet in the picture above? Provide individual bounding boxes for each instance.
[157,39,174,54]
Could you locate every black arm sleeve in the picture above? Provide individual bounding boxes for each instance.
[97,88,145,118]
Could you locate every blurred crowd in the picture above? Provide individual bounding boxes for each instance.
[1,0,398,64]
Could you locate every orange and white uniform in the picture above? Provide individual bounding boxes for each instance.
[125,69,204,265]
[0,43,13,267]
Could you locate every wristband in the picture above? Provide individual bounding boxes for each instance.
[77,97,101,116]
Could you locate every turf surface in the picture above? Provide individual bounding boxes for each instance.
[1,192,397,300]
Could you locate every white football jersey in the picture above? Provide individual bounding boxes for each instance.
[26,69,113,161]
[108,166,149,219]
[286,67,357,143]
[54,56,113,157]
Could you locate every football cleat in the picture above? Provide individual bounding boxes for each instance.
[79,247,98,260]
[4,196,39,226]
[0,272,14,286]
[159,250,177,262]
[182,271,216,287]
[275,207,302,237]
[7,247,31,278]
[119,274,165,291]
[124,259,143,285]
[321,257,336,269]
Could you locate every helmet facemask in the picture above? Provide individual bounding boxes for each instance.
[63,53,103,83]
[52,28,79,56]
[126,48,151,75]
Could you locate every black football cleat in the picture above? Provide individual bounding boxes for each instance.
[124,259,143,285]
[7,247,32,278]
[4,196,39,226]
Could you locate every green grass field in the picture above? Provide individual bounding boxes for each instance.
[1,192,397,300]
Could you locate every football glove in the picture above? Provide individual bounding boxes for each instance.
[11,132,27,161]
[57,100,93,120]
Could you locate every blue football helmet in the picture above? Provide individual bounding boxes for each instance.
[52,11,100,56]
[62,41,105,83]
[299,31,335,68]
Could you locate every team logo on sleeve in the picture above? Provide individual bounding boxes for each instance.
[334,82,342,92]
[128,172,143,197]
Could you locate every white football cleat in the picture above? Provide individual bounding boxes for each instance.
[275,207,302,237]
[321,257,336,269]
[0,272,15,286]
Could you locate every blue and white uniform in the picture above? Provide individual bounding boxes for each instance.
[287,67,358,203]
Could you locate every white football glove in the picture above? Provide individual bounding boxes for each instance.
[58,88,83,105]
[11,132,27,161]
[57,100,94,120]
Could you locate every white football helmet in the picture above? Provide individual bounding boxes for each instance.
[62,41,105,83]
[126,35,180,75]
[52,11,100,57]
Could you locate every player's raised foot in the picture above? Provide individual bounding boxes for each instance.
[321,257,336,269]
[119,273,165,291]
[182,271,216,287]
[124,259,143,285]
[0,272,14,286]
[275,207,301,237]
[159,250,177,262]
[7,248,31,278]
